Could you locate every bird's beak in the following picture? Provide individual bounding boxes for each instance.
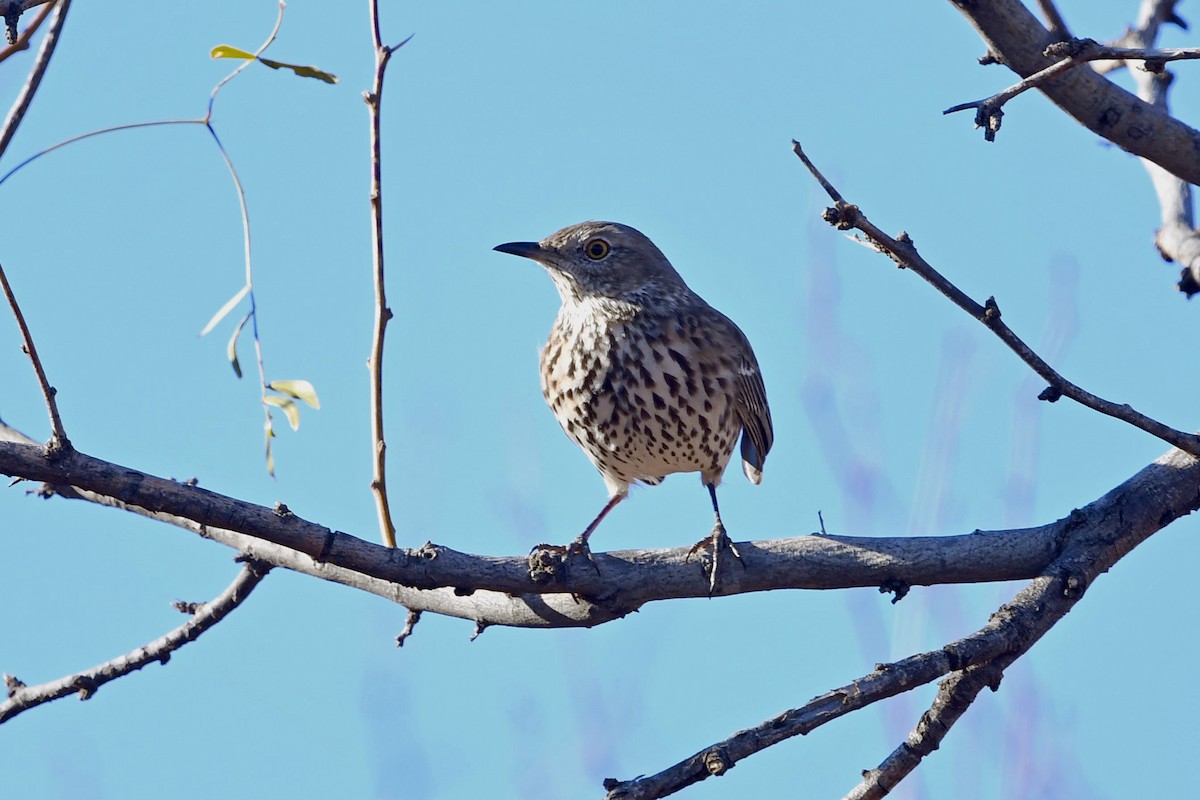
[493,241,545,261]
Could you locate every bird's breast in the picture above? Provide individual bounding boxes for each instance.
[539,301,742,486]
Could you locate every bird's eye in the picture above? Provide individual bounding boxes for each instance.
[584,238,610,260]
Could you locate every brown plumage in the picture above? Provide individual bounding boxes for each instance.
[494,221,773,570]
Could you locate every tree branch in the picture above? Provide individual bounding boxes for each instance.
[0,262,68,449]
[946,0,1200,186]
[1035,0,1071,40]
[606,441,1200,798]
[0,1,50,64]
[3,414,1199,632]
[1116,0,1200,296]
[944,37,1200,141]
[362,1,410,548]
[0,0,68,161]
[0,559,270,723]
[791,139,1200,458]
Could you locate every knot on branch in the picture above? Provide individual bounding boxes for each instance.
[1038,384,1063,403]
[701,746,734,776]
[1057,567,1089,599]
[1177,267,1200,297]
[44,433,74,461]
[982,296,1002,325]
[1042,37,1098,60]
[879,578,910,604]
[413,541,439,560]
[3,3,19,45]
[821,201,859,231]
[172,599,202,615]
[977,104,1003,142]
[72,675,97,701]
[4,673,25,697]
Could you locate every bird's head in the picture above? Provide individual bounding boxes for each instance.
[494,221,687,304]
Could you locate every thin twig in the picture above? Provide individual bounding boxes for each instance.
[0,560,271,723]
[0,1,49,64]
[944,38,1200,141]
[790,139,1200,458]
[205,1,285,473]
[395,608,422,646]
[0,0,68,161]
[0,262,68,448]
[364,0,413,548]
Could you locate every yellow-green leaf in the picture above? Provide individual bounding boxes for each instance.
[264,423,276,477]
[268,379,320,409]
[211,44,339,84]
[200,284,249,337]
[264,395,301,430]
[226,313,250,379]
[258,57,339,84]
[211,45,257,61]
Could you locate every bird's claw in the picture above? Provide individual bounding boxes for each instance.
[686,523,744,593]
[527,537,601,589]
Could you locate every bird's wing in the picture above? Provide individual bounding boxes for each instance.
[735,352,773,484]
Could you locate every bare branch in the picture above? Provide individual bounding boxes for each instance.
[1115,0,1200,296]
[0,1,50,64]
[0,262,68,448]
[3,418,1199,632]
[791,139,1200,458]
[845,659,1010,799]
[0,0,69,161]
[943,38,1200,140]
[0,560,270,723]
[604,628,1013,799]
[1035,0,1071,40]
[395,608,422,646]
[607,442,1200,798]
[947,0,1200,185]
[0,435,1062,611]
[363,2,414,548]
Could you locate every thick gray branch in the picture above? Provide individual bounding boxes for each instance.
[948,0,1200,186]
[3,432,1199,631]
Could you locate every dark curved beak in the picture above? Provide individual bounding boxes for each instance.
[493,241,544,260]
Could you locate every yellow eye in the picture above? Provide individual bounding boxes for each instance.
[584,238,610,260]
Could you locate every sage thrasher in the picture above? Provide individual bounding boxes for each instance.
[494,221,773,582]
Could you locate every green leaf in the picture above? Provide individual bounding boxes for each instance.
[258,57,339,84]
[226,313,250,378]
[200,284,249,337]
[211,44,339,84]
[264,395,301,430]
[211,45,257,61]
[268,379,320,409]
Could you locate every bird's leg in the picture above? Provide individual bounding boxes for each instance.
[531,494,623,578]
[568,494,623,564]
[687,484,744,592]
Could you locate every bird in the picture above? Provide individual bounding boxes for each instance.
[494,221,773,585]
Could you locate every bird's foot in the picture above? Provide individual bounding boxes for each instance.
[686,523,744,594]
[527,536,601,589]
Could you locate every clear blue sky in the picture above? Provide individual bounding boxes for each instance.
[3,2,1198,798]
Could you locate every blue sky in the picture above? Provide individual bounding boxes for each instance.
[3,2,1199,798]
